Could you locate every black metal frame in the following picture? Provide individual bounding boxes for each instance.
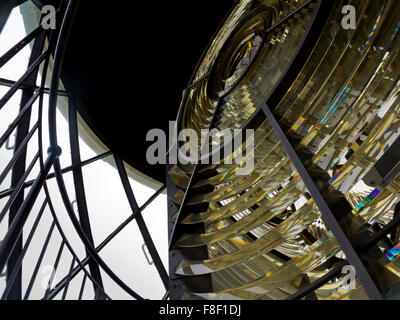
[0,0,168,300]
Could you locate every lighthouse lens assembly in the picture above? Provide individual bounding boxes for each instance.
[169,0,400,300]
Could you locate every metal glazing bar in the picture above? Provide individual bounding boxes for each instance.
[43,241,65,300]
[61,258,75,300]
[43,183,112,301]
[0,151,113,200]
[45,184,166,299]
[6,25,48,299]
[0,148,58,276]
[0,25,43,69]
[0,121,39,185]
[0,78,69,96]
[0,151,39,224]
[0,50,49,111]
[68,97,105,299]
[53,157,144,299]
[23,221,56,300]
[299,275,319,300]
[0,89,40,149]
[1,199,47,299]
[162,291,169,300]
[114,154,169,290]
[78,273,87,300]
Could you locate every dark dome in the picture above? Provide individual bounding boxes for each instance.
[37,0,235,183]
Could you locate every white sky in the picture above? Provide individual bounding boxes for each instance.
[0,2,168,300]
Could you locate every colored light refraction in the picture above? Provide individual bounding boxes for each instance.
[391,21,400,41]
[320,86,351,126]
[386,244,400,261]
[291,117,305,131]
[360,15,381,56]
[328,286,351,300]
[351,189,381,216]
[296,239,324,258]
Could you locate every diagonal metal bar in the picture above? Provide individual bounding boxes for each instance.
[115,154,169,290]
[0,4,59,66]
[168,0,335,301]
[1,198,47,300]
[0,151,112,200]
[43,181,112,301]
[78,273,87,300]
[0,25,43,68]
[0,78,69,96]
[43,241,65,300]
[162,291,169,300]
[0,50,49,111]
[5,26,48,299]
[61,258,75,300]
[0,121,39,185]
[23,220,56,300]
[0,151,40,225]
[0,89,40,150]
[288,217,400,301]
[68,97,106,299]
[261,103,384,300]
[287,262,347,300]
[45,183,166,299]
[52,157,146,299]
[0,0,30,44]
[299,275,319,300]
[0,149,58,278]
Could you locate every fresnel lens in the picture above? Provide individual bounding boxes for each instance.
[168,0,400,300]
